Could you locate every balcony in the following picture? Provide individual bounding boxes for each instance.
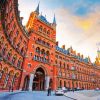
[33,56,49,64]
[90,73,96,76]
[35,40,51,49]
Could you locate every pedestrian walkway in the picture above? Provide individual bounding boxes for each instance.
[0,90,100,100]
[0,91,72,100]
[64,90,100,100]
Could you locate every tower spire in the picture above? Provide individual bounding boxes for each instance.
[95,48,100,66]
[35,2,40,14]
[53,14,56,25]
[97,48,100,58]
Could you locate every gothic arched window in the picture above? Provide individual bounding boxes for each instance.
[43,28,46,33]
[39,25,43,32]
[47,30,50,35]
[36,47,40,54]
[17,58,22,68]
[2,44,8,55]
[7,49,12,60]
[12,54,17,64]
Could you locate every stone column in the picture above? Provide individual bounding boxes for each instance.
[19,70,26,91]
[45,76,50,90]
[29,73,34,91]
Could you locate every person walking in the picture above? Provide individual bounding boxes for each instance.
[12,87,13,92]
[47,87,51,96]
[49,87,51,96]
[72,88,74,92]
[9,85,11,92]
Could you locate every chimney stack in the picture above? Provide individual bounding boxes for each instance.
[56,41,59,46]
[77,53,80,57]
[62,45,65,49]
[81,55,83,58]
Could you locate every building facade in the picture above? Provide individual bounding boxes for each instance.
[0,0,28,91]
[0,0,100,91]
[20,3,57,91]
[20,4,100,91]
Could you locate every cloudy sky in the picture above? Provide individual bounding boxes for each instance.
[18,0,100,62]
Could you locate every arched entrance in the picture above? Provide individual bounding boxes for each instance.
[23,75,30,91]
[32,67,45,91]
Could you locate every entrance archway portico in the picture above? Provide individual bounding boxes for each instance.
[32,67,45,90]
[28,65,50,91]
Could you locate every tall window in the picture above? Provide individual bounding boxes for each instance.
[43,28,46,33]
[13,37,16,45]
[55,60,57,64]
[16,30,19,36]
[47,30,50,35]
[19,36,22,43]
[21,47,24,55]
[2,44,8,55]
[17,58,22,68]
[7,49,12,60]
[59,80,62,88]
[9,31,13,38]
[36,47,40,54]
[12,54,17,64]
[4,73,9,87]
[64,63,65,68]
[0,36,4,44]
[60,61,62,67]
[41,49,45,55]
[16,42,20,49]
[68,81,70,88]
[64,81,66,87]
[0,64,3,79]
[0,70,3,79]
[39,25,43,32]
[67,64,69,70]
[46,51,49,56]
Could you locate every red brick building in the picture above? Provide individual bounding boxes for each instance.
[0,0,100,91]
[20,4,100,91]
[0,0,28,91]
[20,3,57,91]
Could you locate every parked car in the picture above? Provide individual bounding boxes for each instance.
[95,87,99,91]
[62,87,68,93]
[55,88,64,96]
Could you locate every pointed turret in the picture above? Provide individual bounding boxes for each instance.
[53,14,56,25]
[35,2,40,15]
[52,14,56,30]
[95,49,100,66]
[88,56,91,63]
[97,49,100,58]
[26,2,40,31]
